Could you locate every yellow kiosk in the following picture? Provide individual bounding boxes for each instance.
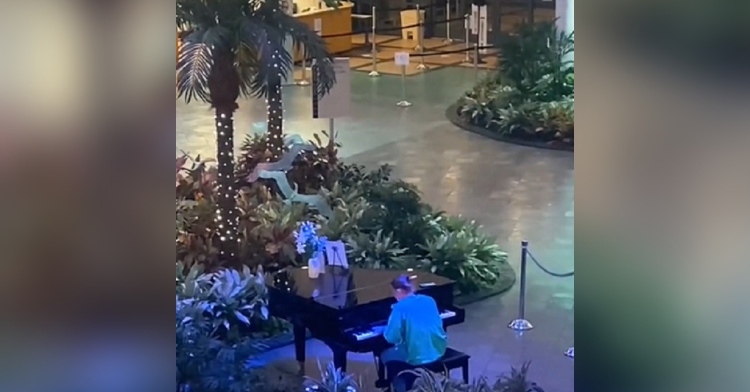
[292,0,354,61]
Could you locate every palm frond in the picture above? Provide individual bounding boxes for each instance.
[277,12,336,97]
[177,26,235,103]
[236,16,292,97]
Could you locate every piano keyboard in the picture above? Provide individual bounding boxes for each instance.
[351,309,458,341]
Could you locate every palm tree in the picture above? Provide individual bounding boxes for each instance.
[177,0,336,265]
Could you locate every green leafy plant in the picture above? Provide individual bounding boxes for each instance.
[176,265,272,343]
[235,132,342,193]
[176,197,221,270]
[318,186,370,241]
[419,216,508,294]
[303,361,360,392]
[241,200,308,270]
[359,180,432,253]
[497,22,574,101]
[176,296,262,392]
[335,162,392,195]
[536,99,574,140]
[493,362,545,392]
[345,230,413,269]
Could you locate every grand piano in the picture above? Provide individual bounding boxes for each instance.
[266,266,465,372]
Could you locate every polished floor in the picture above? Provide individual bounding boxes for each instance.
[176,67,574,391]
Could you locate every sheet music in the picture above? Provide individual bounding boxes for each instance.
[325,240,349,268]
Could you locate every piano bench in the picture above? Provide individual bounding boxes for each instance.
[376,347,471,390]
[423,347,471,383]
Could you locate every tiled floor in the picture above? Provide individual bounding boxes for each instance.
[176,67,574,391]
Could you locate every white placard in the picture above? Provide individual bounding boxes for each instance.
[470,5,478,34]
[316,57,350,118]
[325,240,349,268]
[314,18,322,34]
[394,52,410,66]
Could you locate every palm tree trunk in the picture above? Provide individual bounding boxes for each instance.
[267,79,284,161]
[214,104,239,265]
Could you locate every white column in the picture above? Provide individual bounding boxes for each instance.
[555,0,574,61]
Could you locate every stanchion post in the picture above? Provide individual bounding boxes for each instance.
[396,65,412,107]
[297,56,310,86]
[414,4,422,51]
[508,240,533,331]
[416,9,427,71]
[463,14,470,63]
[328,118,335,149]
[473,43,479,82]
[444,0,453,42]
[368,6,380,77]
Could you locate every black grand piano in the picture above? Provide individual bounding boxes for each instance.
[266,266,465,372]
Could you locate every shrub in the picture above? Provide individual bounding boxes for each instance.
[497,22,574,102]
[176,296,261,392]
[457,22,574,147]
[419,216,508,294]
[240,199,308,270]
[358,180,432,253]
[235,132,341,193]
[493,362,545,392]
[176,264,277,343]
[345,230,413,269]
[303,362,361,392]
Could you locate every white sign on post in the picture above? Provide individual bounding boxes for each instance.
[478,15,488,54]
[394,52,410,66]
[325,240,349,269]
[314,57,350,119]
[470,5,479,34]
[313,18,322,35]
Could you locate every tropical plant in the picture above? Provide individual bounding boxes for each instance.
[241,200,308,269]
[176,296,262,392]
[493,362,545,392]
[496,22,574,101]
[405,368,469,392]
[176,154,217,201]
[318,191,369,241]
[176,197,221,270]
[335,162,392,195]
[345,230,412,269]
[303,361,361,392]
[236,132,342,193]
[419,217,507,294]
[176,265,271,342]
[176,0,336,262]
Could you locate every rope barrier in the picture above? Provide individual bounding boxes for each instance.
[506,240,574,359]
[526,250,574,277]
[320,16,466,38]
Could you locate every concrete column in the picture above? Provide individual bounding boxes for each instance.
[555,0,574,60]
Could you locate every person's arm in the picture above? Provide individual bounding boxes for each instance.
[383,307,404,345]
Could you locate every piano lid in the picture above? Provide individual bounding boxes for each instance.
[266,266,454,310]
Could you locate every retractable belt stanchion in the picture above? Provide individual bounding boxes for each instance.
[473,43,479,82]
[508,240,533,331]
[444,0,453,42]
[414,5,422,52]
[297,56,310,86]
[368,5,380,77]
[396,63,411,107]
[463,14,470,63]
[416,9,427,71]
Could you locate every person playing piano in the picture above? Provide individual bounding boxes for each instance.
[377,275,448,392]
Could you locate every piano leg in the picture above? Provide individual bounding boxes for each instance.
[331,345,348,373]
[293,322,306,373]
